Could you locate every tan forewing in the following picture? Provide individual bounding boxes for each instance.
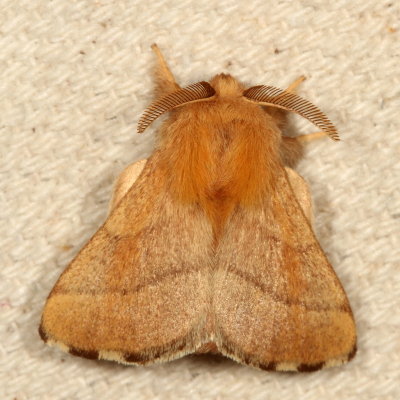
[213,167,356,371]
[40,152,213,364]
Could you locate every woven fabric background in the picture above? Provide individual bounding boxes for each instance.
[1,1,399,399]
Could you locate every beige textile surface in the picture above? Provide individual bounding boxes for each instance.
[1,1,399,399]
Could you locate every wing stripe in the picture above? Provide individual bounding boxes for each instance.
[51,264,204,296]
[224,267,350,312]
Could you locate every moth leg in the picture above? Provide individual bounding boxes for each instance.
[109,159,147,213]
[280,130,328,167]
[285,75,306,93]
[151,43,180,97]
[296,131,327,143]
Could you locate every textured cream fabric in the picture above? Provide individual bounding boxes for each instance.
[1,1,399,399]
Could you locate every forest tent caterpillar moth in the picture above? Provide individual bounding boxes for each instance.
[39,44,356,372]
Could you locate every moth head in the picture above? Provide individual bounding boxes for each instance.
[138,75,338,140]
[209,73,245,97]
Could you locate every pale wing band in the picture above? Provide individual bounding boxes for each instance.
[243,85,339,141]
[137,81,215,133]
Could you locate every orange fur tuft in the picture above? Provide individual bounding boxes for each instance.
[159,74,281,240]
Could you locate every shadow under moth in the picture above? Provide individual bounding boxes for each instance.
[39,44,356,372]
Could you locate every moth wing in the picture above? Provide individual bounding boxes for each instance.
[40,154,213,364]
[213,167,356,371]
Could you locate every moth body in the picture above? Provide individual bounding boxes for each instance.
[39,46,356,372]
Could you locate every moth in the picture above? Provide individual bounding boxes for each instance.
[39,44,356,372]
